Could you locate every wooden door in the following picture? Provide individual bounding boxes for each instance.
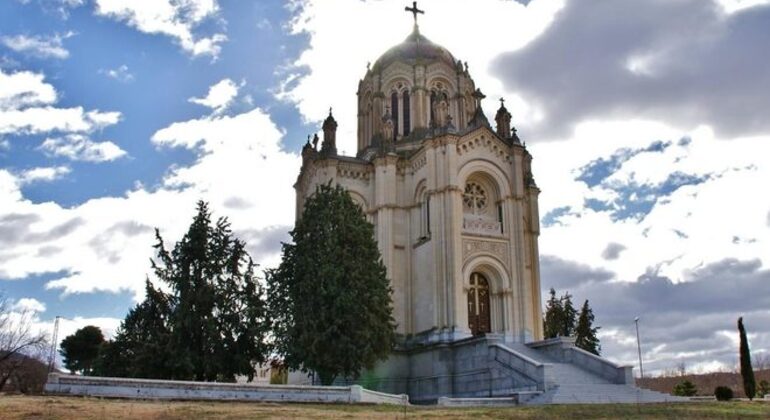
[468,272,491,335]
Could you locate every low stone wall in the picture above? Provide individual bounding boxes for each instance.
[528,337,634,385]
[44,374,409,405]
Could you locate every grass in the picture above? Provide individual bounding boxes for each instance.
[0,395,769,419]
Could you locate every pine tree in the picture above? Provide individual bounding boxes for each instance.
[543,288,563,339]
[574,299,601,355]
[560,292,578,337]
[59,326,104,375]
[96,201,270,381]
[738,317,756,400]
[267,183,396,385]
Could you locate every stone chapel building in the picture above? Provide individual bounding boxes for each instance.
[291,6,668,404]
[296,21,542,347]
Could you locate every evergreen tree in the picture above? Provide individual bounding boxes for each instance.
[59,326,104,375]
[95,280,172,379]
[738,316,756,400]
[543,288,563,339]
[267,183,396,385]
[574,300,601,355]
[96,201,270,381]
[560,292,578,337]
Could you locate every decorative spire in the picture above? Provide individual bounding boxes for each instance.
[321,108,338,155]
[495,97,512,139]
[468,88,490,128]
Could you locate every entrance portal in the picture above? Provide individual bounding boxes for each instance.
[468,272,491,335]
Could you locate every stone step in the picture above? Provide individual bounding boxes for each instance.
[525,384,687,405]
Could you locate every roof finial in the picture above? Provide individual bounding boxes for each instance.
[405,2,424,30]
[499,97,505,107]
[328,107,333,116]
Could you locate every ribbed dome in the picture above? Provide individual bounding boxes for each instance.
[372,29,457,72]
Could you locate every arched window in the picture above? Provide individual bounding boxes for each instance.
[463,182,488,215]
[429,91,436,127]
[402,90,411,137]
[462,175,503,236]
[391,92,399,140]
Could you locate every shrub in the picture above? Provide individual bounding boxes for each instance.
[672,380,697,397]
[714,386,734,401]
[758,380,770,398]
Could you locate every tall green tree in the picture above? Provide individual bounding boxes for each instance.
[738,316,756,400]
[59,326,104,375]
[543,288,563,339]
[95,280,172,379]
[267,183,397,385]
[574,300,601,355]
[560,292,578,337]
[96,201,270,382]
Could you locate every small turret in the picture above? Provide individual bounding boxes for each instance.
[495,98,512,139]
[321,108,338,155]
[468,88,489,128]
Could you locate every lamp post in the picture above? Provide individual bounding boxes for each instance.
[634,317,644,379]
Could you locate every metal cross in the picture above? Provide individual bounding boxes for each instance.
[405,2,424,25]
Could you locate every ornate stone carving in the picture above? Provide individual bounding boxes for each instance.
[462,238,509,266]
[463,215,502,237]
[457,135,513,164]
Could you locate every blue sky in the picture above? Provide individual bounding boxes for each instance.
[2,0,770,375]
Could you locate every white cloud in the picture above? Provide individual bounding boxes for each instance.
[99,64,134,83]
[0,70,57,109]
[18,166,71,184]
[93,0,227,59]
[0,70,120,133]
[39,134,127,162]
[531,120,770,286]
[0,33,73,60]
[12,297,46,313]
[0,106,121,135]
[188,78,239,113]
[1,100,299,299]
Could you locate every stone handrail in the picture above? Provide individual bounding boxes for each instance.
[488,343,547,391]
[528,337,633,385]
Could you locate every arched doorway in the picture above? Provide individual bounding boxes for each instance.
[468,272,491,335]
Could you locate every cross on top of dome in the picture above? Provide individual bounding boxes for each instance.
[405,2,424,27]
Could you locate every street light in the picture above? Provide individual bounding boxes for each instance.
[634,317,644,379]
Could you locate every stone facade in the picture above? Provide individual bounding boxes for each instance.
[294,24,543,346]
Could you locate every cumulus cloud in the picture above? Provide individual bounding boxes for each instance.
[0,69,120,133]
[1,88,299,297]
[188,78,239,113]
[491,0,770,139]
[0,32,73,60]
[93,0,227,59]
[0,69,57,109]
[543,256,770,373]
[601,243,626,261]
[99,64,134,83]
[11,297,46,313]
[39,134,127,162]
[18,166,71,184]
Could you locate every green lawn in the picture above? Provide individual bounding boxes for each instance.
[1,395,768,419]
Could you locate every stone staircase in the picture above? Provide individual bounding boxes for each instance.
[480,339,686,405]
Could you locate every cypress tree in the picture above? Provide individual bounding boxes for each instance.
[267,183,396,385]
[574,299,601,355]
[543,288,563,339]
[738,316,756,400]
[560,292,578,337]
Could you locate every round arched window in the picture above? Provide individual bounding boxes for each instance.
[463,182,487,212]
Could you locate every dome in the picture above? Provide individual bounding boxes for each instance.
[372,28,458,72]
